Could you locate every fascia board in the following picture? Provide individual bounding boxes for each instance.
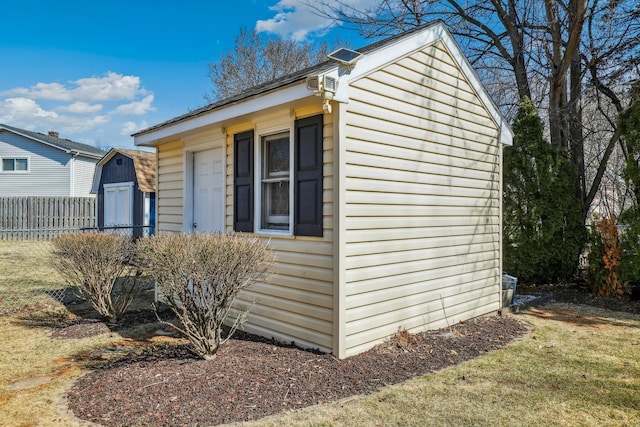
[96,148,118,167]
[134,83,311,147]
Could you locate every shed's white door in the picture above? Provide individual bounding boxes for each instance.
[104,182,134,234]
[193,148,224,233]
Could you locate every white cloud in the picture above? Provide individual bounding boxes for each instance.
[256,0,377,41]
[1,71,145,103]
[57,101,103,114]
[0,97,58,122]
[72,72,143,102]
[2,82,72,101]
[112,95,156,116]
[60,115,111,133]
[120,121,148,136]
[0,97,110,136]
[0,71,156,148]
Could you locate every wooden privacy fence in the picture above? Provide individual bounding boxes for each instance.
[0,196,96,240]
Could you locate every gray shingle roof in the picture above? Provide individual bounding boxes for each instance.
[0,123,106,157]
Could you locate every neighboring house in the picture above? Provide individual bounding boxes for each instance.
[91,148,156,237]
[0,123,105,197]
[133,22,514,358]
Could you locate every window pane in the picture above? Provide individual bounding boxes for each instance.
[2,159,14,171]
[261,132,290,231]
[15,159,28,171]
[262,181,289,229]
[269,181,289,216]
[266,136,289,177]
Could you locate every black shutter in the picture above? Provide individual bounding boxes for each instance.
[234,131,254,232]
[294,114,323,237]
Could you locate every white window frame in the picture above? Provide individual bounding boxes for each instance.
[256,129,293,235]
[1,156,30,173]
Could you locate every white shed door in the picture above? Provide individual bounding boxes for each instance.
[104,182,134,233]
[193,148,224,233]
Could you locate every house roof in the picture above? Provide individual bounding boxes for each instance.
[91,148,156,193]
[0,123,106,159]
[133,21,513,146]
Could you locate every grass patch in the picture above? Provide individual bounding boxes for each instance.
[0,241,63,291]
[1,241,639,426]
[0,241,68,311]
[0,309,114,427]
[241,304,640,427]
[1,304,638,426]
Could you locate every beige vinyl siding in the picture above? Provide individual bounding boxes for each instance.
[157,141,184,233]
[342,40,502,357]
[223,105,336,353]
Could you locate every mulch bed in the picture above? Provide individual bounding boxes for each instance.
[58,283,640,427]
[62,314,529,427]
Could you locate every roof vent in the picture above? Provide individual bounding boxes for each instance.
[48,131,59,138]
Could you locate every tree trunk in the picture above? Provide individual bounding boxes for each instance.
[569,53,586,217]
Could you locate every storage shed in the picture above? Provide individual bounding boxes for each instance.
[133,22,513,358]
[91,148,156,237]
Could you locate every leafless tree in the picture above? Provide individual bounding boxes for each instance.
[309,0,640,219]
[207,27,338,102]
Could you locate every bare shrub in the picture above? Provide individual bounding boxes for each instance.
[136,233,274,360]
[50,232,142,324]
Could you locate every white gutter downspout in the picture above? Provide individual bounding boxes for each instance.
[69,150,79,196]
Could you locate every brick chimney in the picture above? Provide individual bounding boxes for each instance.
[48,131,59,138]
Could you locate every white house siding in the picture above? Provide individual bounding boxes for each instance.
[223,104,336,353]
[0,130,70,196]
[156,140,184,233]
[72,156,99,197]
[342,40,502,357]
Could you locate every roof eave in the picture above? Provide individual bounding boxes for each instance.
[133,20,513,147]
[72,150,104,160]
[134,80,317,147]
[0,124,107,156]
[0,125,72,154]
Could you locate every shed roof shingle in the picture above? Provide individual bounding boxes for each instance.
[114,149,156,193]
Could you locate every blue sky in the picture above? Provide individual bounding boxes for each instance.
[0,1,372,149]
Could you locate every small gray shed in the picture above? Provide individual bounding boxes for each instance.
[91,148,156,237]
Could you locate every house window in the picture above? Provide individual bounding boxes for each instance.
[261,132,290,231]
[233,114,324,237]
[1,157,28,172]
